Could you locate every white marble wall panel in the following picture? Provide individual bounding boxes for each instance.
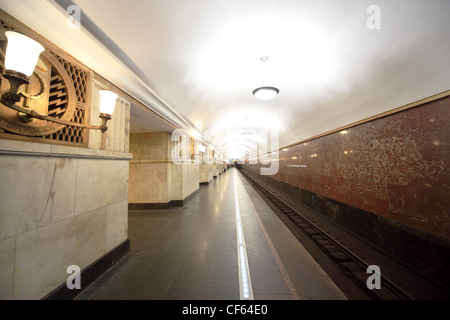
[0,138,131,299]
[0,156,77,240]
[106,200,128,252]
[74,158,129,215]
[0,236,15,299]
[14,207,106,300]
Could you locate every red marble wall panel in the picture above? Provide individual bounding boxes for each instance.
[244,96,450,241]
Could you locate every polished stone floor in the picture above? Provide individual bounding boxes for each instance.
[75,168,346,300]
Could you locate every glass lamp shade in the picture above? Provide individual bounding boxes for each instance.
[99,90,118,115]
[4,31,44,77]
[252,86,279,100]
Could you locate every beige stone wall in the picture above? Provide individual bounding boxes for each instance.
[170,163,199,201]
[170,162,182,201]
[212,163,219,178]
[169,132,199,201]
[129,131,169,161]
[0,139,131,299]
[129,162,169,203]
[129,131,200,205]
[129,132,171,204]
[0,73,132,299]
[0,11,133,300]
[181,163,199,200]
[199,164,214,184]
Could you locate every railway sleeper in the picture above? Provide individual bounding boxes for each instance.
[289,216,304,223]
[286,212,299,218]
[311,234,326,241]
[352,271,371,284]
[329,251,354,262]
[322,244,340,252]
[317,239,332,246]
[346,272,403,300]
[303,227,319,235]
[295,222,310,229]
[340,261,365,273]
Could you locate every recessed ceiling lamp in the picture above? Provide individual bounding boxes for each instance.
[252,56,279,100]
[252,86,279,100]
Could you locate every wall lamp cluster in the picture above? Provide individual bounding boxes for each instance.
[1,31,117,133]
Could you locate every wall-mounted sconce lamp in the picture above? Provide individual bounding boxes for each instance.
[1,31,44,110]
[1,31,117,133]
[98,90,118,132]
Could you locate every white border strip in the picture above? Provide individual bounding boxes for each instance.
[234,170,254,300]
[243,185,301,300]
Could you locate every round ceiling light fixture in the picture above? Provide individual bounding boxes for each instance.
[252,86,279,100]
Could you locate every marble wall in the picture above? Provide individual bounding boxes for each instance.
[243,95,450,242]
[0,77,132,299]
[129,162,169,204]
[171,163,200,201]
[129,131,200,207]
[0,140,131,299]
[198,153,227,185]
[0,10,132,300]
[198,150,228,184]
[199,163,214,184]
[128,132,169,205]
[242,95,450,284]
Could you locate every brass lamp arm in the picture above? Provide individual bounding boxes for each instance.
[7,103,110,133]
[1,70,115,134]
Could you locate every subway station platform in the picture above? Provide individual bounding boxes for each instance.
[76,168,346,300]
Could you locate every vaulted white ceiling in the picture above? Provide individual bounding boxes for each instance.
[2,0,450,160]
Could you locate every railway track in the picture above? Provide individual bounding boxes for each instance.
[239,170,414,300]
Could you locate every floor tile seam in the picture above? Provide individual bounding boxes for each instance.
[138,234,181,253]
[136,250,190,283]
[120,269,180,289]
